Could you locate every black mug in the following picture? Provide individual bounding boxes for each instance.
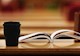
[3,22,21,46]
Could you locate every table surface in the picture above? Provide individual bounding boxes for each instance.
[0,39,80,55]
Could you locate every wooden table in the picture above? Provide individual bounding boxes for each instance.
[0,39,80,55]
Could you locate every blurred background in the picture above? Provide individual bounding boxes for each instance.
[0,0,79,38]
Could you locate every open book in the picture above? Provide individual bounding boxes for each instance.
[19,29,80,43]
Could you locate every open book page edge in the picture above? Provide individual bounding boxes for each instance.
[19,29,80,42]
[19,32,50,42]
[51,29,80,40]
